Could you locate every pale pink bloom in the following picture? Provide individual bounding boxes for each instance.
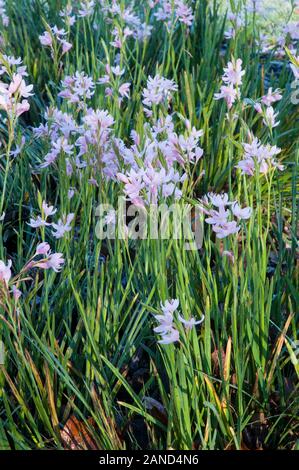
[34,253,65,272]
[119,82,130,98]
[12,285,22,300]
[28,216,51,228]
[178,313,204,329]
[61,40,72,54]
[213,221,240,239]
[214,84,237,109]
[236,157,255,176]
[158,328,179,344]
[111,65,125,76]
[39,31,53,47]
[222,250,235,264]
[205,206,229,225]
[83,109,114,130]
[161,298,179,316]
[46,253,65,272]
[9,74,33,97]
[175,0,194,27]
[154,298,180,344]
[78,0,95,17]
[142,75,178,109]
[42,201,57,218]
[8,73,22,94]
[232,202,252,220]
[35,242,51,256]
[222,58,245,86]
[261,88,282,107]
[208,192,231,208]
[104,209,116,226]
[263,106,280,128]
[254,103,263,114]
[0,260,12,286]
[68,188,75,199]
[154,313,174,334]
[105,87,113,97]
[16,100,30,116]
[98,74,110,85]
[51,213,74,239]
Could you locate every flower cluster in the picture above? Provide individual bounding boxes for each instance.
[39,25,72,57]
[154,299,204,344]
[254,87,282,130]
[78,0,95,18]
[236,137,283,176]
[59,4,76,27]
[116,114,203,206]
[202,193,252,239]
[214,58,245,109]
[0,72,33,118]
[98,64,131,104]
[0,55,28,77]
[34,104,119,183]
[0,242,64,301]
[0,0,8,27]
[142,74,178,116]
[59,71,95,106]
[28,201,74,240]
[151,0,194,29]
[99,0,152,45]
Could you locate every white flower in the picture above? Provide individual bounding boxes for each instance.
[0,260,12,286]
[231,202,252,220]
[51,213,74,239]
[178,313,204,329]
[263,106,280,129]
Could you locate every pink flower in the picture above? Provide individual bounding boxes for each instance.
[261,88,282,107]
[28,216,51,228]
[51,213,74,239]
[0,260,12,286]
[154,299,180,344]
[61,40,72,55]
[42,201,57,218]
[158,328,179,344]
[208,192,231,208]
[16,100,30,117]
[175,0,194,27]
[222,58,245,86]
[178,313,204,329]
[39,31,53,47]
[213,221,240,239]
[231,202,252,220]
[263,106,280,129]
[46,253,65,272]
[254,103,263,114]
[214,84,237,109]
[9,74,33,97]
[222,250,235,264]
[35,242,51,256]
[142,75,178,109]
[205,206,230,225]
[12,285,22,300]
[119,82,130,98]
[161,298,179,316]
